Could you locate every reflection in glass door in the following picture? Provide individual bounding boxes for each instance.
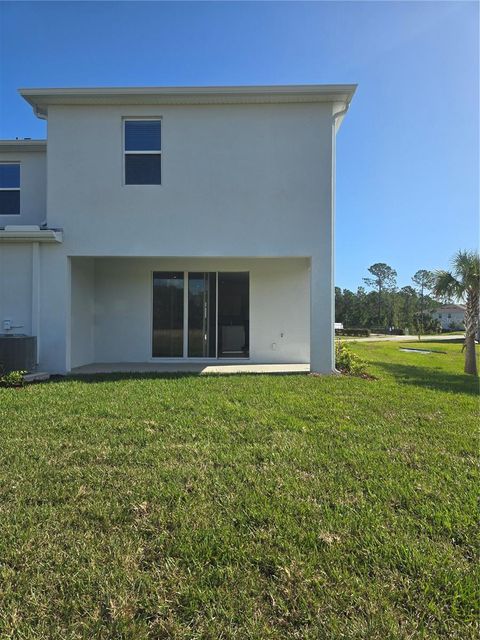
[218,272,249,358]
[188,272,216,357]
[153,271,249,359]
[152,272,184,357]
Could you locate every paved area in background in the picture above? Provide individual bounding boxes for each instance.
[339,334,464,343]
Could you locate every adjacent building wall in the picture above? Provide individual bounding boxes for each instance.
[0,243,33,335]
[0,149,46,227]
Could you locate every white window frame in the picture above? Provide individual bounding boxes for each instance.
[0,162,20,215]
[122,117,162,186]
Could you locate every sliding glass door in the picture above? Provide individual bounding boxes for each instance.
[152,271,249,358]
[188,272,216,357]
[152,272,184,357]
[218,272,249,358]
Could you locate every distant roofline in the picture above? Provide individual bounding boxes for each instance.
[434,304,466,310]
[19,84,357,118]
[0,139,46,152]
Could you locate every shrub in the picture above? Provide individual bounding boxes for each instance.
[335,328,371,337]
[335,342,368,376]
[0,370,26,387]
[413,315,442,334]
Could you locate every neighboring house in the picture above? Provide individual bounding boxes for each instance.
[0,84,355,374]
[432,304,466,330]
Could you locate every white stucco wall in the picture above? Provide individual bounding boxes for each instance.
[69,257,309,366]
[38,246,69,373]
[0,243,33,335]
[0,149,46,226]
[45,101,335,373]
[46,103,333,258]
[435,309,465,330]
[70,258,95,368]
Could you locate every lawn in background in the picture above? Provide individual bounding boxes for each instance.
[0,341,477,639]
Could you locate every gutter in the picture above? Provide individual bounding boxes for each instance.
[332,95,354,131]
[33,105,48,120]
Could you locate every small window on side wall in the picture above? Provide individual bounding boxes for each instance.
[124,119,161,185]
[0,163,20,215]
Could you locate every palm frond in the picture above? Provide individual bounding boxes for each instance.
[432,270,463,302]
[452,250,480,292]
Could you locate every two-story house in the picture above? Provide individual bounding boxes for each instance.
[0,84,355,374]
[432,304,466,331]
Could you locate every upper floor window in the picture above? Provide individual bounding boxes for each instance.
[0,163,20,215]
[124,119,161,185]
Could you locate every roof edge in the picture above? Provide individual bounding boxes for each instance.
[19,84,357,116]
[0,140,46,152]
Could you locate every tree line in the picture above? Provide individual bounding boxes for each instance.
[336,251,479,376]
[335,264,441,332]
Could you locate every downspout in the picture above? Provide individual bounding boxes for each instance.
[330,99,351,374]
[32,243,40,366]
[32,104,47,367]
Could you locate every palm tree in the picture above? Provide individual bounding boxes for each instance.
[433,250,479,376]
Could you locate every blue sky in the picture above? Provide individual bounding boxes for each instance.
[0,1,478,290]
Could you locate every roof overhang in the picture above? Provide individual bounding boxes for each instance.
[0,140,46,152]
[19,84,357,118]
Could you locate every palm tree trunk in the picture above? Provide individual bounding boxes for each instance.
[464,290,479,376]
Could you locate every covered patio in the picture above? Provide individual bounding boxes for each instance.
[69,256,311,372]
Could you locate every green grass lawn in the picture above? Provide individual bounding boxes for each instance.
[0,342,478,639]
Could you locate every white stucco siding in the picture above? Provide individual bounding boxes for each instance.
[435,310,465,330]
[0,243,68,371]
[46,103,333,258]
[69,257,310,365]
[0,243,33,335]
[70,258,95,368]
[0,149,46,226]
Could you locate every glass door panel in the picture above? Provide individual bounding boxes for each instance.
[188,272,216,357]
[152,272,184,357]
[218,272,249,358]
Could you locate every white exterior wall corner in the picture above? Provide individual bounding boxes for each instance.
[70,257,95,368]
[37,247,70,373]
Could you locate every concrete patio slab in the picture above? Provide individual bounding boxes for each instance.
[70,362,310,375]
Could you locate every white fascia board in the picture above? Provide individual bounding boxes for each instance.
[19,84,357,117]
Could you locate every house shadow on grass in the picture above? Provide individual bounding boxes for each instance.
[48,371,307,385]
[57,372,201,384]
[372,361,479,396]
